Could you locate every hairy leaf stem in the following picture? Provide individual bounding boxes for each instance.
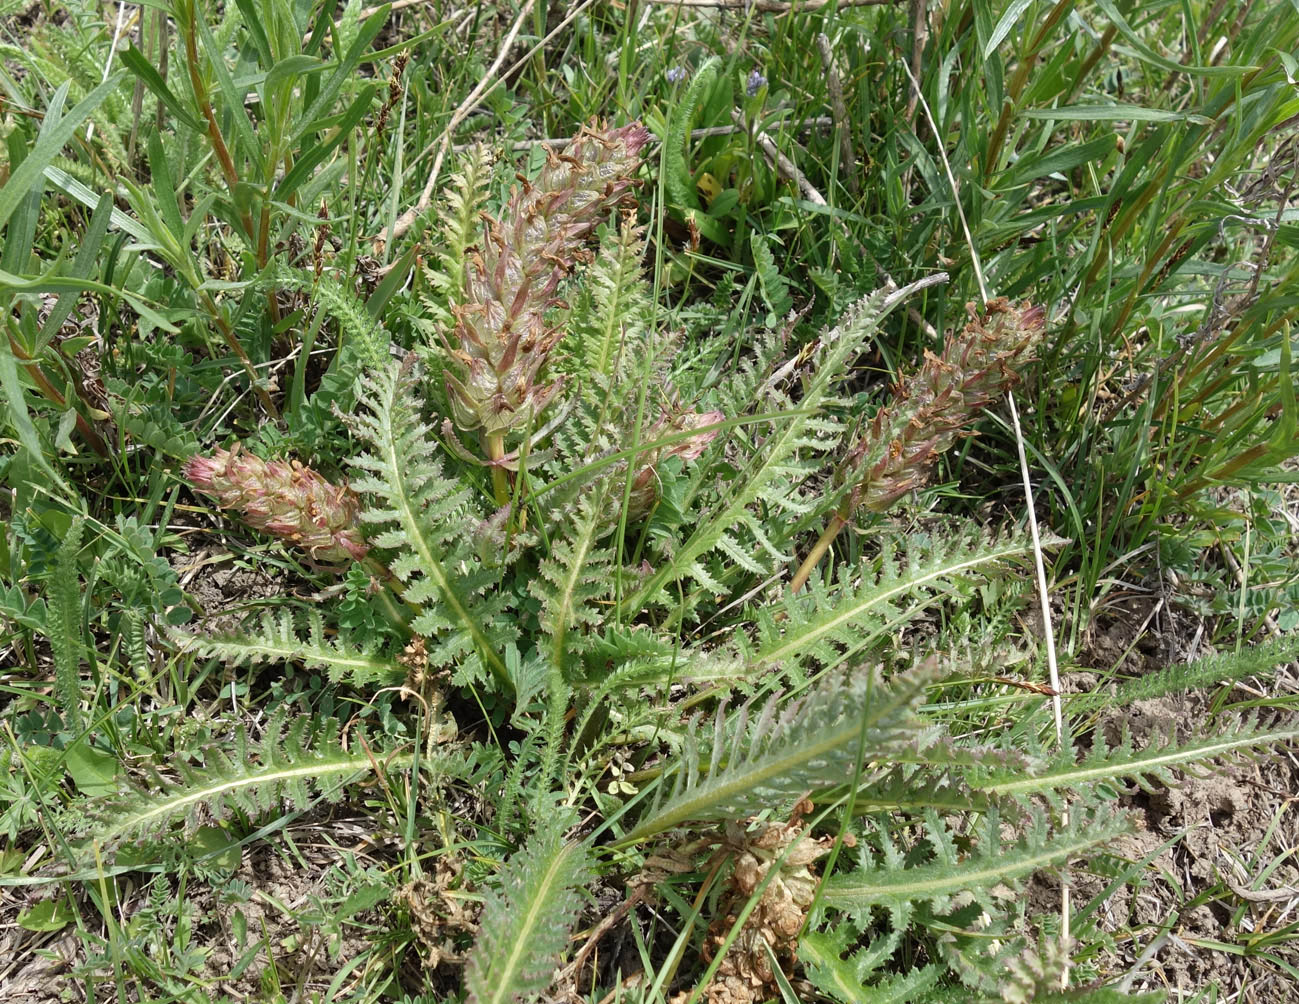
[487,432,510,506]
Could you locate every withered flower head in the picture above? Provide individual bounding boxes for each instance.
[626,408,724,521]
[184,444,368,567]
[679,800,833,1004]
[445,121,652,436]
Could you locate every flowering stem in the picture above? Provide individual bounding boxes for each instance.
[444,123,649,438]
[791,299,1046,594]
[487,432,509,506]
[790,509,847,594]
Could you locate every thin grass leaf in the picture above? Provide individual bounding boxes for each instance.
[0,76,121,230]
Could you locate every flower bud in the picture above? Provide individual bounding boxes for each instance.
[626,409,724,520]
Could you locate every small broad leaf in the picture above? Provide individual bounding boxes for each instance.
[19,899,75,932]
[190,825,242,875]
[66,739,116,797]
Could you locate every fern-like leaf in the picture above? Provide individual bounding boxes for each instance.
[624,665,932,842]
[567,216,653,386]
[48,516,84,730]
[73,714,419,857]
[168,610,404,687]
[748,528,1049,672]
[751,231,793,321]
[620,278,945,615]
[464,820,591,1004]
[1105,633,1299,706]
[802,925,943,1004]
[823,807,1127,914]
[425,142,494,323]
[350,358,515,691]
[664,57,728,245]
[579,627,746,688]
[532,482,614,673]
[275,264,390,370]
[976,716,1299,802]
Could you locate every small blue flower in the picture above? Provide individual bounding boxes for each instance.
[746,68,767,97]
[666,66,687,84]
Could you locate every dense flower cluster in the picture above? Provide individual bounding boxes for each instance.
[184,445,368,566]
[839,298,1047,513]
[446,121,652,436]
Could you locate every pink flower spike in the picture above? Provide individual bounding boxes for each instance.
[184,443,368,569]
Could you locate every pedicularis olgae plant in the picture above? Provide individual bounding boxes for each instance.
[5,22,1297,989]
[59,121,1285,1004]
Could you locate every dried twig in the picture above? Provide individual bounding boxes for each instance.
[358,0,429,17]
[385,0,600,247]
[735,108,940,340]
[732,108,825,207]
[384,0,537,246]
[558,886,650,988]
[1221,871,1299,904]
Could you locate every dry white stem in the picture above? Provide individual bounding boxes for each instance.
[453,117,834,154]
[1008,389,1069,988]
[899,29,1066,973]
[386,0,601,248]
[358,0,430,17]
[89,2,137,142]
[896,54,988,304]
[383,0,537,248]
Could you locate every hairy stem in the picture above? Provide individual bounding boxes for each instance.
[487,432,510,506]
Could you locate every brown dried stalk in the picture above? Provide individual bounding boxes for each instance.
[790,298,1047,593]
